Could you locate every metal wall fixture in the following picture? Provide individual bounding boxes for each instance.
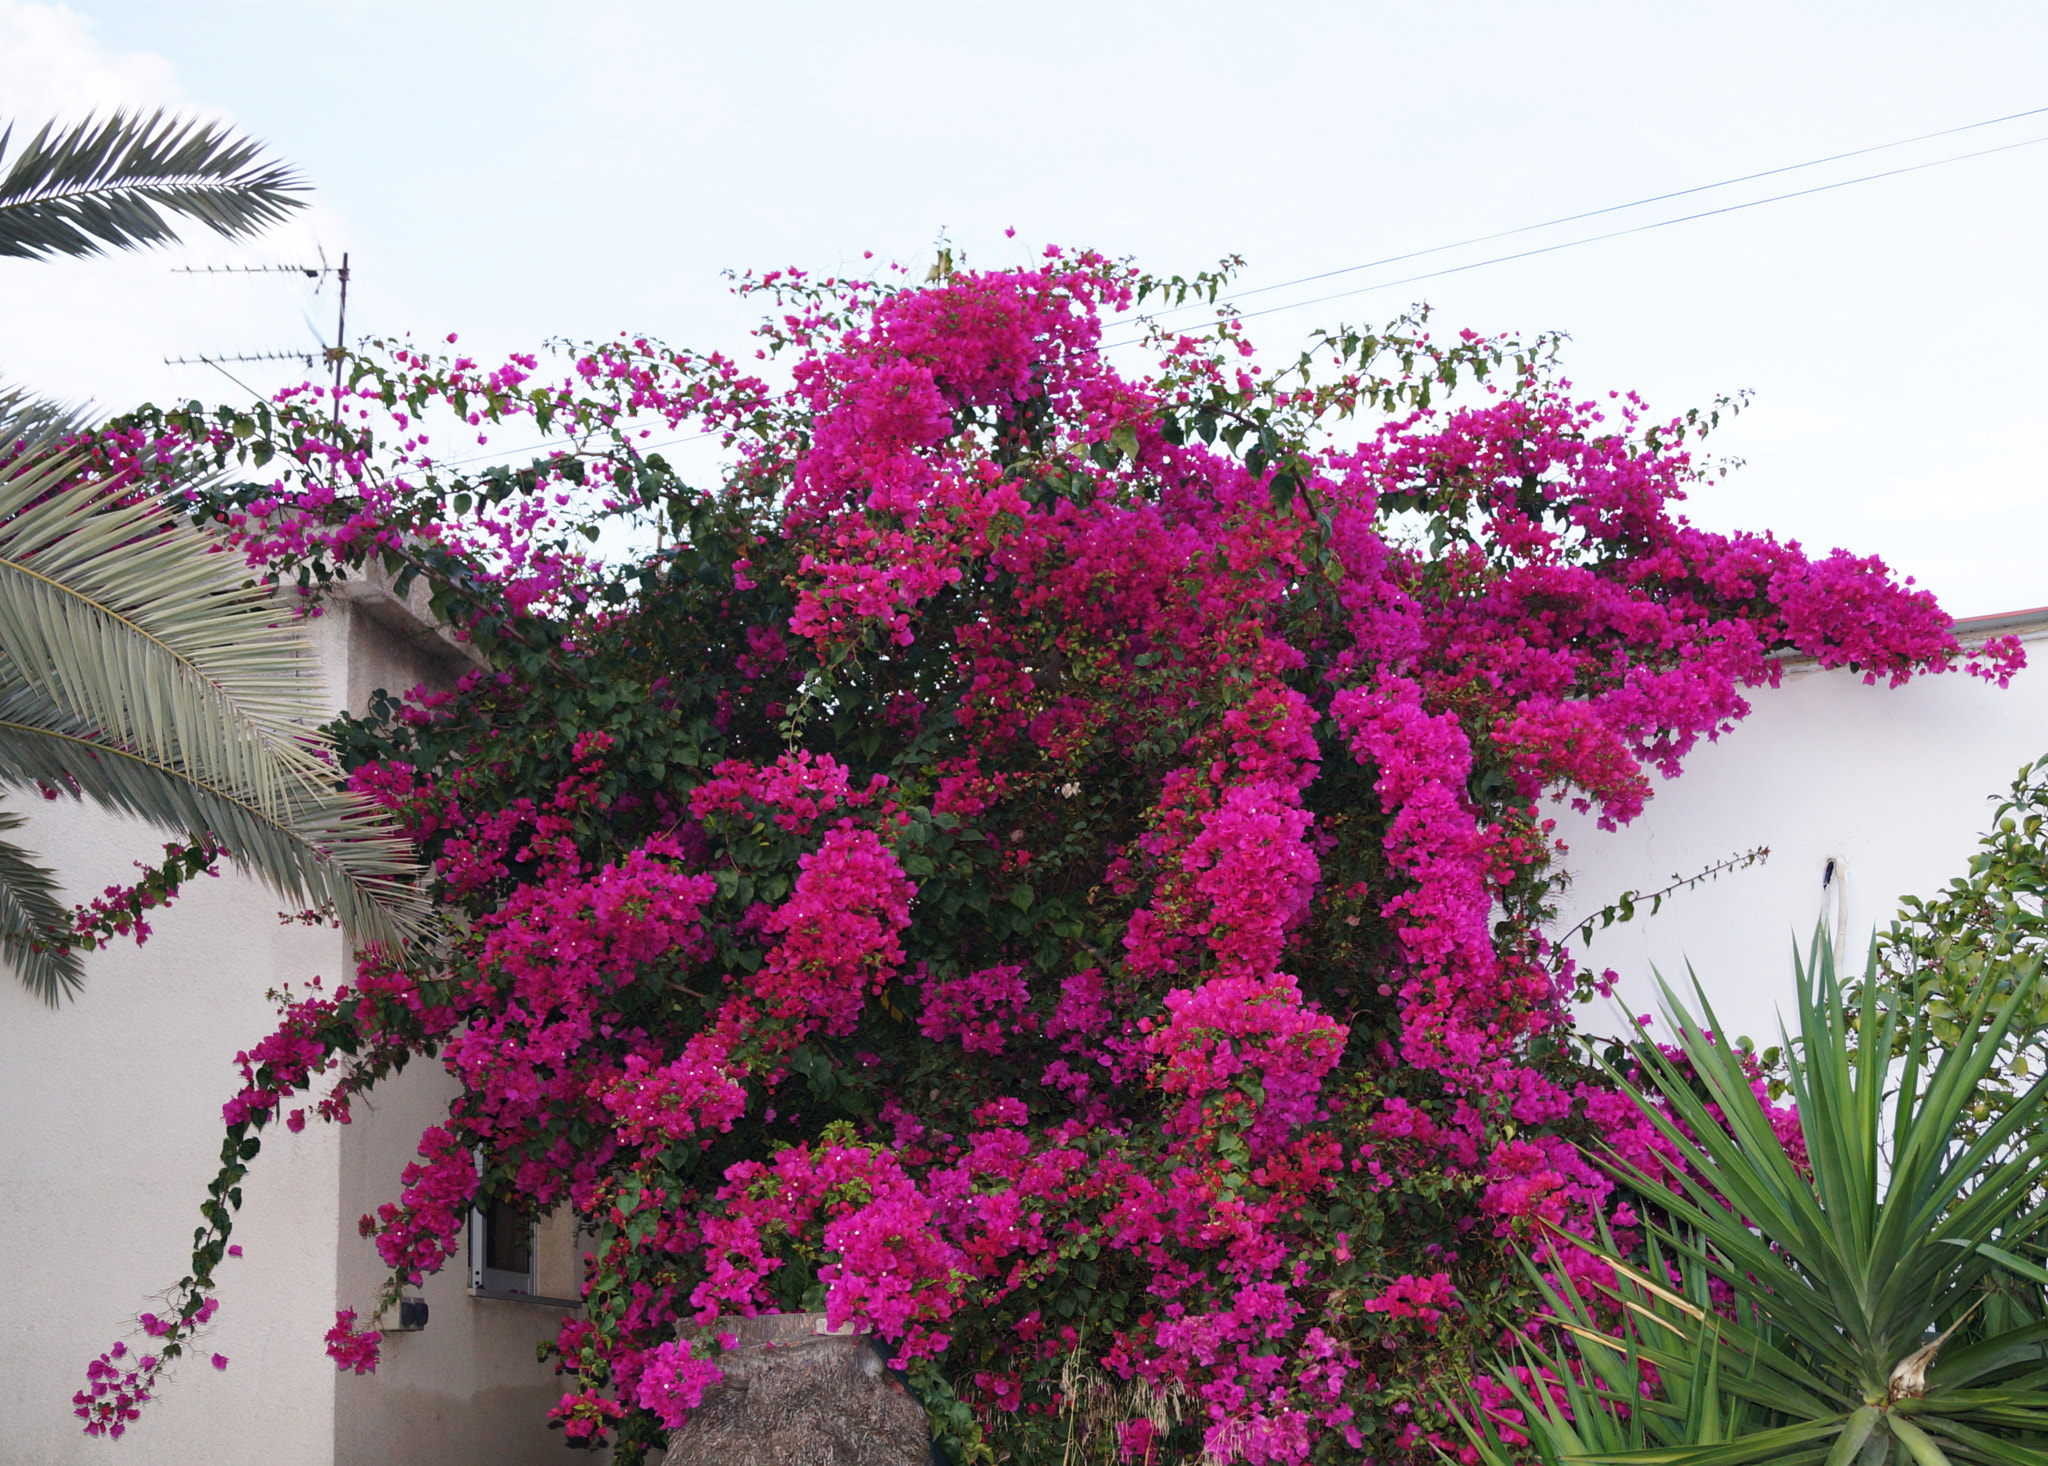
[1819,855,1848,958]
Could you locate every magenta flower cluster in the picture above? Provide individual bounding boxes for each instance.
[80,247,2012,1462]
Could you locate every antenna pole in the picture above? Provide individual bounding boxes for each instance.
[163,255,349,393]
[330,252,351,429]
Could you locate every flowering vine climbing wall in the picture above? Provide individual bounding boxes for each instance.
[70,248,2018,1462]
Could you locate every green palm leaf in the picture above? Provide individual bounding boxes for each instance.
[0,418,423,993]
[0,442,338,814]
[0,805,83,1001]
[0,383,94,448]
[0,110,306,260]
[0,676,421,955]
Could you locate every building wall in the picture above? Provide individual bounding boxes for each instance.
[334,1060,584,1466]
[0,598,367,1466]
[325,582,588,1465]
[1553,618,2048,1053]
[0,791,350,1466]
[17,573,2041,1462]
[0,590,586,1466]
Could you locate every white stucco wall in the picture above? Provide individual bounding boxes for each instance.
[0,806,350,1465]
[1554,617,2048,1054]
[0,590,584,1465]
[0,605,359,1466]
[335,1059,585,1466]
[20,563,2039,1460]
[322,586,588,1465]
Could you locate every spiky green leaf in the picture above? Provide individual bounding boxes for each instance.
[0,804,82,1002]
[0,110,306,260]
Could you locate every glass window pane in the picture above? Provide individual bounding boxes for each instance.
[485,1198,531,1276]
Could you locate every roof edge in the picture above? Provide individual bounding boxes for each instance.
[1952,605,2048,638]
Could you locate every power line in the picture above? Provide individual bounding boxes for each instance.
[425,122,2048,473]
[442,109,2048,460]
[431,424,718,470]
[1126,102,2048,320]
[1109,128,2048,344]
[268,106,2048,474]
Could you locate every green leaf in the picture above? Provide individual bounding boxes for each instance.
[0,412,425,988]
[1884,1417,1951,1466]
[0,804,82,1003]
[0,110,306,260]
[1958,1240,2048,1286]
[1822,1407,1879,1466]
[1463,929,2048,1466]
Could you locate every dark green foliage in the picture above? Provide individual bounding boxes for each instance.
[0,109,305,260]
[1458,936,2048,1466]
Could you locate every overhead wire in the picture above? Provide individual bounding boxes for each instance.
[1106,126,2048,344]
[430,423,715,469]
[342,105,2048,470]
[1123,101,2048,320]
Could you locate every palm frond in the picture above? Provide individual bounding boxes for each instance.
[0,110,306,260]
[0,676,423,949]
[0,439,342,813]
[0,426,425,958]
[0,382,96,447]
[0,804,83,1003]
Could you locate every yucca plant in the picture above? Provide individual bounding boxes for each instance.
[0,406,423,1001]
[0,109,305,260]
[1451,935,2048,1465]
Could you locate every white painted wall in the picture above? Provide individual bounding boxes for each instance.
[0,604,359,1466]
[0,591,586,1465]
[0,796,349,1465]
[1555,617,2048,1054]
[335,1059,585,1466]
[17,572,2037,1461]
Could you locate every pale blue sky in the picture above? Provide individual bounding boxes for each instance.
[3,1,2045,615]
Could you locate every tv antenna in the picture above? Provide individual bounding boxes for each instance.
[170,263,324,278]
[164,249,352,424]
[164,348,318,368]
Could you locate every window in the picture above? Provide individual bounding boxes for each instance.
[471,1197,535,1296]
[469,1198,585,1305]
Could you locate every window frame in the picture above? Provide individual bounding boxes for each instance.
[467,1196,585,1307]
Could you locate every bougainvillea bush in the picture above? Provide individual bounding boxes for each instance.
[72,247,2020,1461]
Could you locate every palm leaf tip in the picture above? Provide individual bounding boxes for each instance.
[0,109,307,261]
[0,807,85,1004]
[0,441,425,958]
[0,383,96,448]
